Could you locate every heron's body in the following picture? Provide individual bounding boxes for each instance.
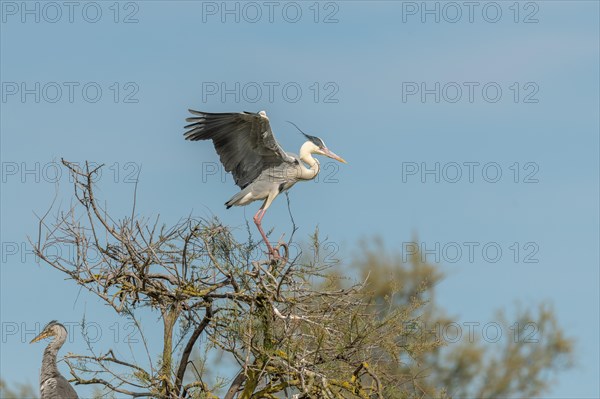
[40,373,78,399]
[185,110,345,257]
[31,321,79,399]
[225,147,319,209]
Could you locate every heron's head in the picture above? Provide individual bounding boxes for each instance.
[288,122,347,164]
[30,320,67,344]
[303,134,347,164]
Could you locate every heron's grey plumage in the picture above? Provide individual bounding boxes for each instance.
[31,321,79,399]
[223,152,305,208]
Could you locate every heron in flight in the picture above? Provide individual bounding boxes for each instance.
[184,110,346,258]
[30,321,79,399]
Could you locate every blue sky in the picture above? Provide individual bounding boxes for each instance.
[1,1,598,397]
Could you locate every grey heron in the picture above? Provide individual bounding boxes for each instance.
[184,110,346,258]
[30,321,79,399]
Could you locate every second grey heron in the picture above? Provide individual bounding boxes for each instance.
[30,321,79,399]
[184,110,346,258]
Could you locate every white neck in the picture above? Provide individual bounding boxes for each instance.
[298,141,320,180]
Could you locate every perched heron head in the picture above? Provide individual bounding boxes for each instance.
[30,320,66,344]
[287,121,347,164]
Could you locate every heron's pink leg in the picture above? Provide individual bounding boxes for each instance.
[253,208,278,258]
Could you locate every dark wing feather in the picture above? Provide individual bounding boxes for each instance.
[184,110,294,188]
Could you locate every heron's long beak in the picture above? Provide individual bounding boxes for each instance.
[323,148,347,164]
[30,331,50,344]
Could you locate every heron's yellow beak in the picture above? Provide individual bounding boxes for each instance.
[324,148,347,164]
[30,331,51,344]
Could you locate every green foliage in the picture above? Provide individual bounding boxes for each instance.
[343,239,574,398]
[0,379,37,399]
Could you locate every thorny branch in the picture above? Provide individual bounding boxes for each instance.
[32,160,438,398]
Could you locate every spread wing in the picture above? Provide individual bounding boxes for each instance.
[184,110,295,189]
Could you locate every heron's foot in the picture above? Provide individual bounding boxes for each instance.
[261,242,279,260]
[268,247,281,260]
[270,242,289,264]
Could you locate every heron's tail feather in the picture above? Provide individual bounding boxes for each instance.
[225,186,253,209]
